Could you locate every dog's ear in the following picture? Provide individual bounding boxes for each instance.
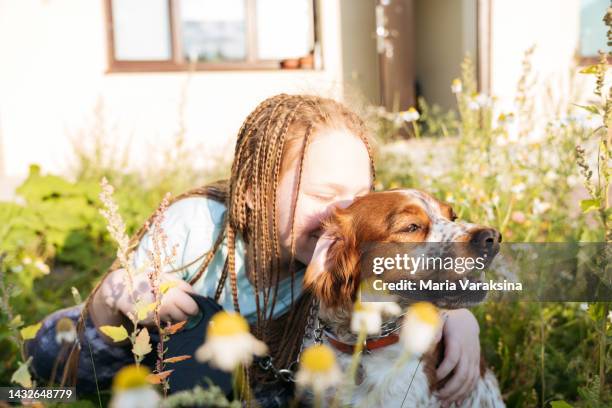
[304,214,361,309]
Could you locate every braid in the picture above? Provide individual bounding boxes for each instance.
[226,224,240,313]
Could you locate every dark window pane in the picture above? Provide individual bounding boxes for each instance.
[580,0,609,57]
[180,0,247,62]
[112,0,172,61]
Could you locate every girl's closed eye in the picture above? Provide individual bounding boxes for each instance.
[309,192,336,201]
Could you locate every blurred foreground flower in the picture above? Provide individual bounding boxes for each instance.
[295,344,342,395]
[400,107,420,122]
[351,300,401,335]
[195,311,267,372]
[400,302,442,355]
[111,365,160,408]
[55,317,76,344]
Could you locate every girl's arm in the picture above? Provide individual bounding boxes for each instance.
[434,308,481,407]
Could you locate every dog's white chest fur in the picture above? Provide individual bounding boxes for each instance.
[304,338,505,408]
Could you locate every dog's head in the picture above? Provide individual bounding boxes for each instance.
[304,189,501,311]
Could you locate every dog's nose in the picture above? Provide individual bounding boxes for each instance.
[470,228,502,254]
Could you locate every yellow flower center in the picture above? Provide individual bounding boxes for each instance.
[409,302,440,326]
[300,345,336,373]
[407,107,417,114]
[207,311,249,337]
[112,365,151,391]
[55,317,75,333]
[452,79,462,87]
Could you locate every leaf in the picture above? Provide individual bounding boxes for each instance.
[132,328,152,358]
[160,281,178,295]
[579,65,598,74]
[20,322,42,340]
[163,355,192,364]
[11,359,32,388]
[71,287,82,305]
[550,401,573,408]
[99,325,129,342]
[135,300,157,321]
[165,320,187,335]
[580,199,600,214]
[573,103,601,116]
[9,315,24,329]
[146,370,174,384]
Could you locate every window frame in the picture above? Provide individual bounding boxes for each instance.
[103,0,320,73]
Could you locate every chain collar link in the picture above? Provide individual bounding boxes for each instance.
[256,299,322,383]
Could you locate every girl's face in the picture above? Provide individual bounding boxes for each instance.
[276,129,372,267]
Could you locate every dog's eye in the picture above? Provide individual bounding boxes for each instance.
[400,224,421,233]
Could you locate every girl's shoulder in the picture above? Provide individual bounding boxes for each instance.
[164,195,227,230]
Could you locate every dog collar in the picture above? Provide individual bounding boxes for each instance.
[324,329,400,354]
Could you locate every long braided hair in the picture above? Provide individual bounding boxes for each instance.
[61,93,376,387]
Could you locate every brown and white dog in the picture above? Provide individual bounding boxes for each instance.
[303,189,505,407]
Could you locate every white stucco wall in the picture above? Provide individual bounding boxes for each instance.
[0,0,379,193]
[489,0,597,116]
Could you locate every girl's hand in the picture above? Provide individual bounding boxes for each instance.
[101,268,199,326]
[434,308,481,407]
[155,277,199,325]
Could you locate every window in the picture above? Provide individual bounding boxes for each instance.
[104,0,320,72]
[579,0,610,62]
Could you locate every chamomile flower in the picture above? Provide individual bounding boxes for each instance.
[55,317,76,345]
[400,107,420,122]
[351,301,401,335]
[475,93,490,107]
[532,198,551,215]
[195,311,267,372]
[295,344,342,394]
[467,99,480,111]
[110,365,160,408]
[400,302,442,355]
[34,259,50,275]
[451,78,463,94]
[510,183,526,195]
[497,112,515,124]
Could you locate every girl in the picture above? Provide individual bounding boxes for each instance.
[29,94,481,406]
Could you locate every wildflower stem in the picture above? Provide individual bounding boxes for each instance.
[342,328,367,404]
[411,121,421,139]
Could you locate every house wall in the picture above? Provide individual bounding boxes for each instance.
[0,0,379,193]
[489,0,594,116]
